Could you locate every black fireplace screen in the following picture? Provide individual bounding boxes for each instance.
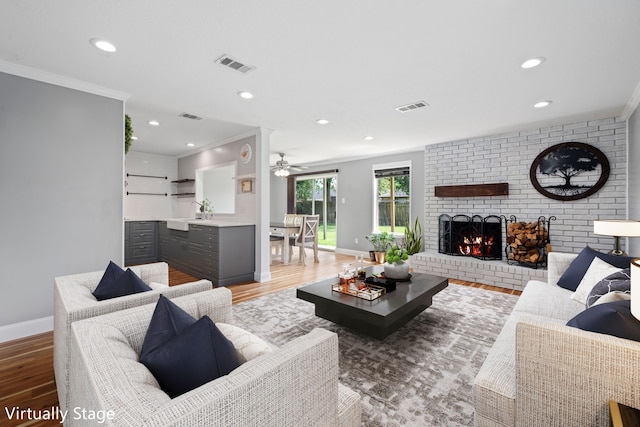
[438,214,503,260]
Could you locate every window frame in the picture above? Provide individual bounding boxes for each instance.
[372,160,412,235]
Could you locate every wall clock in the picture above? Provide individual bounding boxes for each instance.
[529,142,610,201]
[240,143,252,164]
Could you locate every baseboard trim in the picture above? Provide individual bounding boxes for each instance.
[0,316,53,343]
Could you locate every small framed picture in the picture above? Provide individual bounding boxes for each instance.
[241,179,253,193]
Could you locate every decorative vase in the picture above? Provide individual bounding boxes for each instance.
[384,261,410,280]
[374,251,387,264]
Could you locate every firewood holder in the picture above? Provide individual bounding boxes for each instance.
[502,215,556,269]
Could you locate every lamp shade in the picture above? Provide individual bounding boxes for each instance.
[593,220,640,237]
[632,258,640,320]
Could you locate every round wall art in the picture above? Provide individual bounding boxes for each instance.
[529,142,610,201]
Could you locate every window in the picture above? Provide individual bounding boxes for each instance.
[374,164,410,233]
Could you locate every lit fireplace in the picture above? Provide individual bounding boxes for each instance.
[438,214,502,260]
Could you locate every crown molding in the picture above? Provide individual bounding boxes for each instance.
[622,79,640,119]
[0,60,130,101]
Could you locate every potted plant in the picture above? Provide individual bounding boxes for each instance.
[384,245,410,279]
[404,217,423,255]
[366,232,395,264]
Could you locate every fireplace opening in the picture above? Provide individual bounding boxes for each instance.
[438,214,503,260]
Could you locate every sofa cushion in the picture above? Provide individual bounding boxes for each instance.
[513,280,584,321]
[140,295,197,357]
[570,257,622,305]
[92,267,152,301]
[556,246,633,291]
[216,323,274,364]
[586,269,631,308]
[567,300,640,341]
[140,316,239,398]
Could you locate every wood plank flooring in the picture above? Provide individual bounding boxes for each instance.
[0,251,520,426]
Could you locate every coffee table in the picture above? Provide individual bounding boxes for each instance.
[296,268,448,339]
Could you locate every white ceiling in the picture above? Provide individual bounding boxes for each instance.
[1,0,639,167]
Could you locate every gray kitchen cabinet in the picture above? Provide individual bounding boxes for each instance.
[154,221,255,286]
[124,221,158,266]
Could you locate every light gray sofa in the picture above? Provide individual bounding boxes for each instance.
[474,252,640,426]
[53,262,213,412]
[68,288,361,427]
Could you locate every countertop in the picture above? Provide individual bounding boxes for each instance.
[125,218,255,227]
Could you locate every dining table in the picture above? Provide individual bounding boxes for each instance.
[270,221,300,265]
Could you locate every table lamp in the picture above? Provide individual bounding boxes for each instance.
[593,220,640,256]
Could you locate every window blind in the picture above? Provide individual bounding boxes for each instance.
[374,166,410,178]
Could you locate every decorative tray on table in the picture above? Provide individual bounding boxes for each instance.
[331,282,386,301]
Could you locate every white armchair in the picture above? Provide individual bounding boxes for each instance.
[53,262,212,412]
[68,289,361,426]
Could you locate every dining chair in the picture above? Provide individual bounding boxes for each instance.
[291,214,320,265]
[270,235,284,264]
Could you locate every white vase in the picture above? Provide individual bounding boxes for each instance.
[384,261,410,280]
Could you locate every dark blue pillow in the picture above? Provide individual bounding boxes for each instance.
[96,260,125,289]
[140,298,239,398]
[556,246,633,291]
[92,268,152,301]
[140,295,197,357]
[567,300,640,341]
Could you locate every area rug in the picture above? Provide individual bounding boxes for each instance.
[232,282,518,427]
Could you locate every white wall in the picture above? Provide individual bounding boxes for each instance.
[124,151,177,220]
[424,116,629,255]
[628,105,640,255]
[0,71,124,339]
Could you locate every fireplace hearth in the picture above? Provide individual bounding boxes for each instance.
[438,214,502,260]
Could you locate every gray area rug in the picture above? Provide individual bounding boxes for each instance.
[233,282,518,427]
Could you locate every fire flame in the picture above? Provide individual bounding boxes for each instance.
[458,235,494,257]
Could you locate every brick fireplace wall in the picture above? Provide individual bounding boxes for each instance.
[415,116,628,289]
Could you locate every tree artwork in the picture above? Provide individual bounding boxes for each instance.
[529,142,610,201]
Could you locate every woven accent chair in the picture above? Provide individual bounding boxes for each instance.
[68,289,361,426]
[290,214,320,265]
[53,262,212,413]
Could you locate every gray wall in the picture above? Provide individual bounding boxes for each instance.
[424,117,629,256]
[270,150,425,253]
[629,106,640,255]
[0,72,124,327]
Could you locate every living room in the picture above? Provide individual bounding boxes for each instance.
[2,2,640,426]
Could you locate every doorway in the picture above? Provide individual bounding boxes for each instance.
[295,174,337,249]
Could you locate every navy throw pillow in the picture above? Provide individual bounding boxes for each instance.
[140,295,197,357]
[92,268,152,301]
[585,269,631,308]
[567,300,640,342]
[556,246,633,291]
[139,298,239,398]
[96,261,125,289]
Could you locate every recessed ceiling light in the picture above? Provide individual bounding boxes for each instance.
[316,119,329,125]
[238,91,254,99]
[521,57,545,69]
[186,142,196,147]
[364,136,374,141]
[131,136,138,140]
[148,120,160,126]
[534,100,552,108]
[90,38,116,53]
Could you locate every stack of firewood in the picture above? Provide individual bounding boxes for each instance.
[506,221,551,264]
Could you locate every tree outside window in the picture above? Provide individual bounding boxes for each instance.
[375,167,410,233]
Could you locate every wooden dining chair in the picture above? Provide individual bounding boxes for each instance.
[292,215,319,265]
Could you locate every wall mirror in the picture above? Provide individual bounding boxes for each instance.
[195,161,236,214]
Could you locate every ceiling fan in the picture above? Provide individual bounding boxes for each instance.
[271,153,306,177]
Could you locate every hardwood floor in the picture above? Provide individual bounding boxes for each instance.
[0,251,520,426]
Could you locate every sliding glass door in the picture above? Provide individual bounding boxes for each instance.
[295,174,337,248]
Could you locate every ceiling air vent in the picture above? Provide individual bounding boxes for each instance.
[179,112,203,120]
[215,54,256,74]
[395,101,429,113]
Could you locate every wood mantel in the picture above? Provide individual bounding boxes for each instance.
[434,183,509,197]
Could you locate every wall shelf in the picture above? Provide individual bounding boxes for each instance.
[434,183,509,197]
[171,178,195,183]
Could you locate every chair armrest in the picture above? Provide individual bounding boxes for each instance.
[515,315,640,426]
[546,252,578,286]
